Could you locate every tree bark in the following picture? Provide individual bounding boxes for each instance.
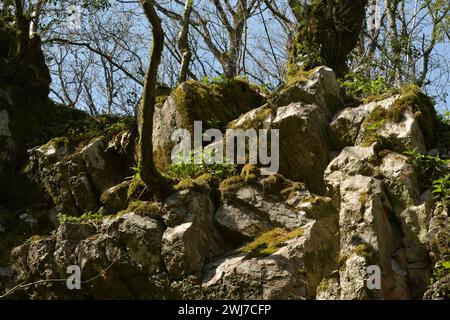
[29,0,45,35]
[288,0,368,77]
[384,0,402,85]
[138,0,170,197]
[177,0,193,83]
[13,0,30,56]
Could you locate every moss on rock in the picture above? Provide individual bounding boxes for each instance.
[390,85,437,148]
[219,175,247,197]
[261,174,307,202]
[339,243,376,268]
[240,227,304,257]
[116,200,163,219]
[127,178,148,201]
[240,164,259,183]
[174,173,220,194]
[359,86,437,149]
[172,78,265,131]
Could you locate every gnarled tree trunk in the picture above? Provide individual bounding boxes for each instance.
[288,0,368,77]
[138,0,170,197]
[177,0,193,83]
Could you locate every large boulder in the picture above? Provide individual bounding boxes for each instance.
[331,86,436,153]
[324,144,379,206]
[336,175,409,299]
[202,214,339,299]
[216,173,311,240]
[324,143,435,299]
[356,107,427,153]
[330,96,398,149]
[274,66,344,117]
[161,189,226,280]
[10,210,169,299]
[153,79,264,171]
[231,102,332,194]
[26,137,129,215]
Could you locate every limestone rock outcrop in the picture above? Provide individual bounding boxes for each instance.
[2,64,448,300]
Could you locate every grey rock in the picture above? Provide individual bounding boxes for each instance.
[162,189,225,280]
[275,66,344,116]
[330,96,398,148]
[202,215,339,299]
[215,185,309,239]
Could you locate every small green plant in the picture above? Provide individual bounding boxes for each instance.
[437,111,450,126]
[365,119,385,133]
[206,118,221,128]
[201,76,210,84]
[125,166,141,181]
[432,260,450,283]
[405,149,450,206]
[58,210,104,224]
[432,174,450,205]
[169,148,237,180]
[340,74,389,100]
[211,74,230,85]
[404,149,450,183]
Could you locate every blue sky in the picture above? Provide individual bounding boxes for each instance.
[43,0,449,114]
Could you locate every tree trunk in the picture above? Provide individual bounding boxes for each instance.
[384,0,402,86]
[138,0,170,197]
[13,0,30,56]
[178,0,193,83]
[288,0,368,77]
[29,0,45,35]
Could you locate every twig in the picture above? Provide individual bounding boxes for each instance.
[0,261,116,299]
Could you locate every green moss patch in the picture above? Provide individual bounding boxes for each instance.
[127,178,148,201]
[359,86,437,148]
[57,210,104,225]
[391,85,437,147]
[240,164,259,183]
[175,173,220,193]
[172,78,265,131]
[286,67,318,87]
[339,243,376,267]
[115,200,162,219]
[240,228,304,257]
[261,174,307,202]
[219,175,247,199]
[359,106,387,147]
[229,106,274,130]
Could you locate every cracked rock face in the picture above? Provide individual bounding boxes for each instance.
[215,185,310,239]
[161,189,225,280]
[26,137,128,215]
[230,102,332,194]
[330,96,399,148]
